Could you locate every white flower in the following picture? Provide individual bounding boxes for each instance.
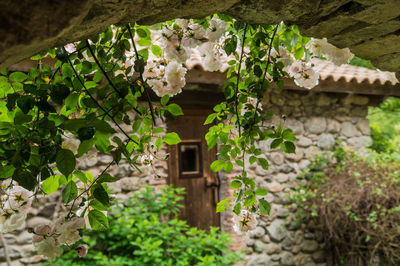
[55,217,84,245]
[164,43,191,64]
[64,43,76,54]
[206,18,227,42]
[0,210,27,233]
[285,60,303,78]
[175,19,189,29]
[143,60,162,79]
[61,133,80,154]
[233,210,257,234]
[6,186,33,211]
[199,42,222,72]
[165,61,187,91]
[306,38,354,66]
[294,66,319,89]
[34,224,53,236]
[34,236,63,262]
[183,24,206,48]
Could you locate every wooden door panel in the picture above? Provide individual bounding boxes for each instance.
[167,108,220,230]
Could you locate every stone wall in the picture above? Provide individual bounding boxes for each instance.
[220,88,372,266]
[0,88,374,266]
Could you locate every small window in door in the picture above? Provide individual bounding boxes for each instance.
[179,141,202,178]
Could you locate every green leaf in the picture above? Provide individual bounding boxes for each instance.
[249,156,257,165]
[204,113,217,125]
[91,120,116,134]
[282,141,296,153]
[216,198,231,213]
[17,95,35,114]
[77,139,95,157]
[233,203,241,215]
[243,194,256,207]
[62,181,77,203]
[0,165,15,179]
[167,104,184,116]
[270,138,283,149]
[258,157,269,170]
[151,45,162,57]
[96,173,119,183]
[56,149,76,177]
[255,188,268,196]
[93,185,110,207]
[259,198,271,215]
[230,180,242,189]
[136,28,148,38]
[88,210,109,230]
[14,113,32,125]
[160,95,169,106]
[210,160,225,172]
[50,84,70,105]
[78,126,95,141]
[90,199,108,211]
[282,129,296,141]
[42,175,60,194]
[62,63,73,78]
[224,161,233,173]
[74,171,87,184]
[9,72,28,82]
[164,132,181,145]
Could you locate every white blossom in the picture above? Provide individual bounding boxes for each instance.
[233,210,257,234]
[164,43,191,64]
[6,185,33,211]
[0,210,27,233]
[306,38,354,66]
[294,65,319,89]
[61,133,80,154]
[199,42,222,72]
[206,18,227,42]
[34,237,63,262]
[165,61,187,92]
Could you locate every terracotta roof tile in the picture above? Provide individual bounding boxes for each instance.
[185,50,399,86]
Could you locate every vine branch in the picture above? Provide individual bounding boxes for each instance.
[234,23,248,137]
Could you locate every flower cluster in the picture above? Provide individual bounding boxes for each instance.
[0,185,33,234]
[138,18,227,97]
[271,45,320,89]
[32,217,86,261]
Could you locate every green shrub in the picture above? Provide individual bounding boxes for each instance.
[48,185,241,266]
[291,144,400,265]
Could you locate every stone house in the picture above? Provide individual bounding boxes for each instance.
[1,56,399,265]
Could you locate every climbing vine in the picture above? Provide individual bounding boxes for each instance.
[0,14,353,260]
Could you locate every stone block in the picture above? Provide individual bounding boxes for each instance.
[305,117,326,134]
[317,134,335,149]
[297,137,312,147]
[341,122,358,137]
[246,254,271,266]
[281,251,295,265]
[267,219,286,242]
[301,240,319,253]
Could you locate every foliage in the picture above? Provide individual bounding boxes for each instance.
[291,144,400,265]
[368,96,400,154]
[47,186,242,266]
[0,12,355,259]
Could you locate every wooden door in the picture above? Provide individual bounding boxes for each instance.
[167,107,220,230]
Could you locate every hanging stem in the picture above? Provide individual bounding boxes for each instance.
[126,24,157,126]
[67,58,138,145]
[85,40,142,116]
[234,23,248,137]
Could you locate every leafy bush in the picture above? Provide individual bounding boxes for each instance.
[48,186,241,266]
[291,144,400,265]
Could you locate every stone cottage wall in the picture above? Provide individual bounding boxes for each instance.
[0,89,373,266]
[220,88,373,266]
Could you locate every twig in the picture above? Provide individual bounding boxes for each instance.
[234,24,248,137]
[85,40,142,116]
[67,57,138,145]
[0,233,11,266]
[126,24,157,126]
[67,160,114,217]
